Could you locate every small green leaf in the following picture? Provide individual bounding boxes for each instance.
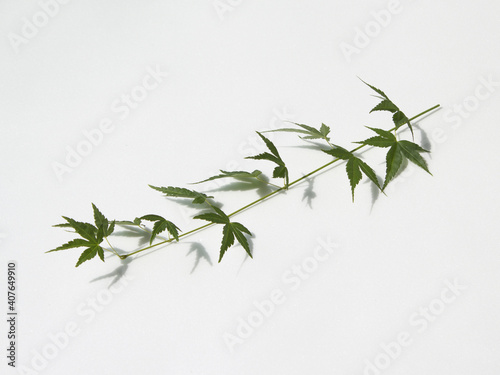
[370,99,399,113]
[75,244,103,267]
[193,212,228,224]
[365,127,397,141]
[383,143,404,189]
[92,203,108,229]
[62,217,97,242]
[231,222,252,258]
[272,165,287,179]
[361,79,414,138]
[262,122,331,142]
[398,140,431,175]
[219,224,235,262]
[246,152,282,165]
[359,78,389,99]
[231,222,251,235]
[165,221,180,242]
[324,146,382,200]
[46,239,90,253]
[357,158,382,191]
[106,221,115,237]
[149,185,213,205]
[139,214,163,222]
[320,123,330,138]
[246,132,289,188]
[193,170,263,184]
[256,131,281,158]
[346,158,363,201]
[355,136,394,148]
[52,223,72,228]
[393,111,414,138]
[97,246,105,261]
[139,215,181,243]
[217,222,252,262]
[354,127,396,148]
[322,146,352,160]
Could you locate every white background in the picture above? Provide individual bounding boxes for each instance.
[1,1,500,374]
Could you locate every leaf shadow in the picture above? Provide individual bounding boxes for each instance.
[89,257,132,288]
[415,124,432,155]
[236,235,256,274]
[204,179,274,197]
[185,241,213,273]
[366,177,382,212]
[301,177,317,208]
[162,197,225,212]
[282,143,325,151]
[112,226,150,247]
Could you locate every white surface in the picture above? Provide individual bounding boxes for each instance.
[1,1,500,374]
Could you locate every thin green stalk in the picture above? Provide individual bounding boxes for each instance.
[119,104,439,259]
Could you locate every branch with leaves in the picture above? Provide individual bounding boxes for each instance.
[48,80,440,267]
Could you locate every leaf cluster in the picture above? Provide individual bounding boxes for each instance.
[49,80,438,268]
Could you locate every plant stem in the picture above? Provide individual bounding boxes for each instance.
[120,104,439,259]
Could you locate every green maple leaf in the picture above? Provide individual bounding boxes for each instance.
[360,79,414,138]
[193,206,252,262]
[262,122,331,142]
[138,214,180,244]
[46,238,91,252]
[192,169,263,184]
[149,185,213,204]
[246,132,289,188]
[92,203,115,237]
[356,127,432,188]
[48,218,103,267]
[323,146,382,201]
[48,204,118,267]
[76,244,105,267]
